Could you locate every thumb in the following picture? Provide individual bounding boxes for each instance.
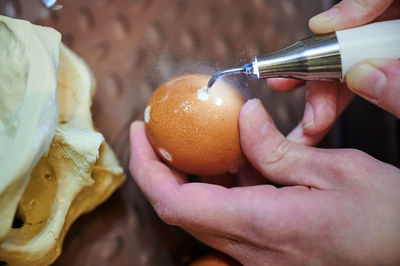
[346,59,400,118]
[239,99,344,189]
[309,0,393,34]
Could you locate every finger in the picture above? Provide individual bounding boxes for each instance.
[129,121,187,204]
[309,0,394,34]
[302,82,339,134]
[239,99,347,188]
[287,82,354,146]
[184,228,246,265]
[267,78,304,92]
[185,187,338,266]
[346,58,400,118]
[129,121,277,235]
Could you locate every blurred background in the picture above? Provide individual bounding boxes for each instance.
[1,0,398,265]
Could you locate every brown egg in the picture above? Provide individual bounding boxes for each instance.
[189,253,241,266]
[144,74,245,176]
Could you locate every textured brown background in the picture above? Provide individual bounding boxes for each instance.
[1,0,325,265]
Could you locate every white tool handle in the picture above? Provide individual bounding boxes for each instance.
[336,19,400,78]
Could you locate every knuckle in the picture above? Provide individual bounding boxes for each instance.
[352,0,370,8]
[153,200,178,226]
[342,148,366,162]
[332,148,367,177]
[260,139,293,170]
[349,0,381,18]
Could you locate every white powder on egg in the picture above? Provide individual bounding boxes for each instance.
[159,148,172,161]
[197,87,209,101]
[161,95,169,102]
[144,106,151,123]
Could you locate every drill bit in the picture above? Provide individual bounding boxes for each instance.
[207,63,253,93]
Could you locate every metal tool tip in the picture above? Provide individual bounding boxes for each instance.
[207,64,253,93]
[207,74,219,92]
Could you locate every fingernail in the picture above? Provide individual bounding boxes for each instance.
[287,123,303,143]
[245,99,268,136]
[347,63,387,99]
[302,102,314,129]
[310,7,340,23]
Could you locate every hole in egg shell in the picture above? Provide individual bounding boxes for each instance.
[144,73,245,177]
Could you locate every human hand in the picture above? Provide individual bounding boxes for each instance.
[269,0,400,145]
[129,98,400,265]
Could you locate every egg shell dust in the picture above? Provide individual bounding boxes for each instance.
[144,74,245,176]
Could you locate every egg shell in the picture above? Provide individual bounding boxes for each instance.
[144,74,245,176]
[189,253,241,266]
